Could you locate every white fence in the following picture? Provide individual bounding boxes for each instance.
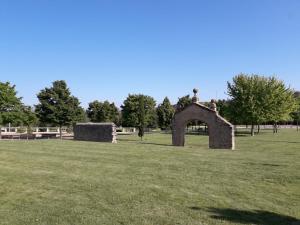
[1,127,68,134]
[0,127,69,140]
[234,125,299,130]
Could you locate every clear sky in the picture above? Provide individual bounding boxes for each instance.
[1,0,300,108]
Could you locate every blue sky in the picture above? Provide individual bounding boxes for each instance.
[1,0,300,107]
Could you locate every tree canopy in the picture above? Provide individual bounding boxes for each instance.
[121,94,157,128]
[227,74,295,135]
[86,100,120,125]
[22,106,38,128]
[157,97,175,130]
[0,82,24,126]
[35,80,85,138]
[216,99,231,120]
[291,92,300,130]
[176,95,192,111]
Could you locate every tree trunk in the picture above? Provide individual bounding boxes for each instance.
[251,124,255,136]
[273,122,278,134]
[138,126,144,141]
[0,126,2,140]
[257,124,260,134]
[297,120,299,132]
[59,125,62,140]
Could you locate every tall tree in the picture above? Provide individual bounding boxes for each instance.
[0,82,24,139]
[263,77,296,133]
[22,106,38,139]
[86,100,120,125]
[35,80,84,139]
[291,92,300,131]
[293,91,300,131]
[228,75,265,135]
[227,74,295,136]
[157,97,175,130]
[291,91,300,131]
[121,94,157,128]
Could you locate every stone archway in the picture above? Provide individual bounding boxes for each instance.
[172,90,235,150]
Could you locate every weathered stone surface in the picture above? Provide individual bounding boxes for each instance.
[172,103,235,150]
[74,123,117,143]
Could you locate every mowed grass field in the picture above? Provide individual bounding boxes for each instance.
[0,130,299,225]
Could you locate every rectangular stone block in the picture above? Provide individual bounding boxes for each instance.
[74,123,117,143]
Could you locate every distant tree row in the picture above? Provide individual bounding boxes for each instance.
[1,75,300,139]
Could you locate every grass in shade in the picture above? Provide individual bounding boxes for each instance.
[0,129,299,225]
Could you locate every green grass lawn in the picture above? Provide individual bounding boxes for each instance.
[0,130,299,225]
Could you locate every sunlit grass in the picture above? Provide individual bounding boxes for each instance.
[0,129,299,225]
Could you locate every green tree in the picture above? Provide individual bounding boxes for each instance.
[157,97,175,130]
[0,82,24,139]
[35,80,84,139]
[76,107,87,124]
[22,106,38,139]
[293,92,300,130]
[263,77,296,133]
[293,92,300,131]
[87,100,120,125]
[291,93,300,131]
[216,99,231,119]
[176,95,192,110]
[121,94,157,128]
[227,74,296,136]
[228,75,262,135]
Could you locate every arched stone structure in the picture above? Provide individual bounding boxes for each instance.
[172,90,235,150]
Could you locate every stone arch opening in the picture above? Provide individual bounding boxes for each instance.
[183,119,209,147]
[184,119,209,135]
[172,90,235,150]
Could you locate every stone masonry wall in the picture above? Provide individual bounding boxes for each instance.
[74,123,117,143]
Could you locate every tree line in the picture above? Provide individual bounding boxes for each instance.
[1,74,299,139]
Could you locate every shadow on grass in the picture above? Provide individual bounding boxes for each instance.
[235,133,251,137]
[141,141,210,148]
[139,142,172,147]
[185,133,208,136]
[189,207,300,225]
[117,138,138,142]
[234,131,272,137]
[118,138,172,147]
[243,162,283,167]
[253,139,300,144]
